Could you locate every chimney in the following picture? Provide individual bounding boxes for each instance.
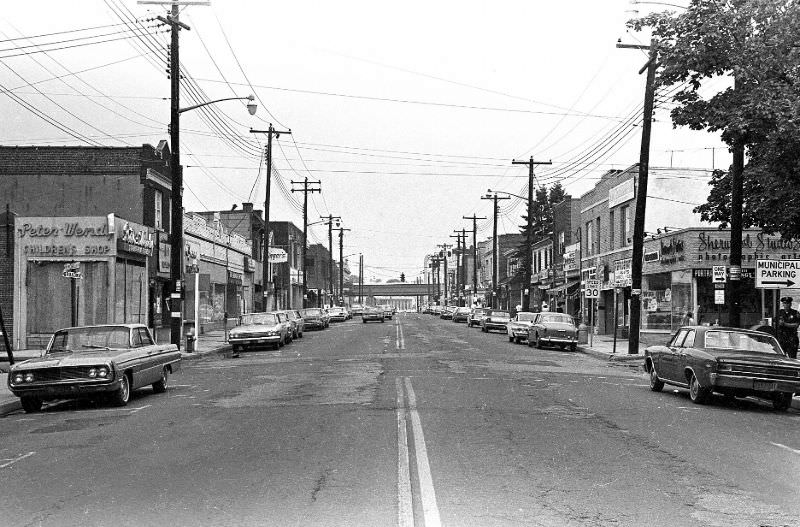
[242,202,253,213]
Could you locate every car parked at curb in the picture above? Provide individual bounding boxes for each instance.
[300,308,329,330]
[507,312,539,343]
[380,305,394,320]
[328,306,349,322]
[467,307,490,327]
[362,306,385,323]
[284,309,305,339]
[230,312,290,352]
[8,324,181,413]
[644,326,800,410]
[526,313,578,351]
[481,310,511,333]
[440,306,456,320]
[452,307,471,323]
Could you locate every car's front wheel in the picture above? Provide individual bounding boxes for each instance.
[648,366,664,392]
[152,366,169,394]
[508,335,514,342]
[688,372,711,404]
[21,396,42,413]
[110,373,131,407]
[772,392,793,411]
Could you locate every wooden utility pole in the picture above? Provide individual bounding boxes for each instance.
[438,244,452,306]
[250,125,292,311]
[481,193,510,309]
[463,215,486,306]
[617,40,658,355]
[321,215,341,307]
[512,157,552,312]
[450,232,464,306]
[333,227,350,305]
[291,178,321,308]
[728,77,745,328]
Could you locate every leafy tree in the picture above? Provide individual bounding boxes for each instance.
[630,0,800,235]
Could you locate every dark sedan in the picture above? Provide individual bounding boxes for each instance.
[362,306,385,323]
[644,326,800,410]
[452,307,471,323]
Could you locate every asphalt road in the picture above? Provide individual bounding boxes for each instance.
[1,313,798,527]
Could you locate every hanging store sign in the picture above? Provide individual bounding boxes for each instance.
[613,258,632,287]
[608,178,635,208]
[116,219,154,256]
[62,262,83,279]
[269,248,288,264]
[16,216,116,257]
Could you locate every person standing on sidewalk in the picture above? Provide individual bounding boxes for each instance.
[777,297,799,359]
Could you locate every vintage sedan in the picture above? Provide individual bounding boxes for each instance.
[452,307,471,323]
[284,309,305,339]
[526,313,578,351]
[300,308,330,330]
[328,306,349,322]
[507,312,539,343]
[229,312,290,352]
[467,307,490,327]
[362,306,386,323]
[380,305,394,320]
[644,326,800,409]
[481,310,511,333]
[8,324,181,413]
[440,306,456,320]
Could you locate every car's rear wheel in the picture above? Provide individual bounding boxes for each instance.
[648,366,664,392]
[688,372,711,404]
[110,373,131,407]
[527,335,534,347]
[535,334,544,349]
[772,392,793,411]
[152,366,169,394]
[508,335,514,342]
[570,343,577,352]
[559,343,567,350]
[21,396,42,413]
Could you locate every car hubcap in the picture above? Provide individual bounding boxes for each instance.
[690,376,698,399]
[121,377,130,401]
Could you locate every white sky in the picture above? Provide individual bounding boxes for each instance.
[0,0,728,282]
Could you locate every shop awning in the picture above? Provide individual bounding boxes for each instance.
[545,279,580,295]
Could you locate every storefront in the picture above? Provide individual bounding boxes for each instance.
[13,215,153,349]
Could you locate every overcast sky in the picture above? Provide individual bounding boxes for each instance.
[0,1,727,282]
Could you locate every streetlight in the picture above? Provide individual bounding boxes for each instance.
[169,94,257,348]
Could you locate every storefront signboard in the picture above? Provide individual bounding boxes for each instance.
[16,216,116,257]
[563,247,578,272]
[269,248,288,264]
[115,218,154,256]
[62,262,83,279]
[608,178,635,208]
[614,258,632,287]
[755,259,800,289]
[158,233,171,274]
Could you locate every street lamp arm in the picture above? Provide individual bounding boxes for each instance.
[179,95,256,115]
[486,188,526,200]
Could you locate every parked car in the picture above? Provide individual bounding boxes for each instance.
[284,309,305,339]
[481,310,511,333]
[644,326,800,409]
[300,308,329,330]
[275,311,295,343]
[350,304,364,317]
[7,324,181,412]
[362,306,386,323]
[380,305,394,320]
[440,306,456,320]
[230,312,290,352]
[467,307,490,327]
[507,312,539,343]
[452,307,471,323]
[328,306,349,322]
[526,313,578,351]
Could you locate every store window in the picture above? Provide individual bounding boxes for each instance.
[114,259,147,324]
[642,272,672,330]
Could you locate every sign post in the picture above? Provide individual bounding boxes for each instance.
[713,265,726,324]
[585,279,601,347]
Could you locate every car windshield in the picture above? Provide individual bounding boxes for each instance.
[472,308,489,315]
[516,313,537,321]
[540,314,575,325]
[490,311,510,318]
[302,309,322,316]
[456,308,470,314]
[49,326,131,352]
[704,330,782,354]
[240,313,278,326]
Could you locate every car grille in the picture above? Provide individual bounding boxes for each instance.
[233,332,271,339]
[723,363,800,380]
[20,367,100,383]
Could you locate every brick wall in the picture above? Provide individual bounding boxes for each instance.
[0,210,14,348]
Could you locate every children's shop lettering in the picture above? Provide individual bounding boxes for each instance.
[23,245,111,256]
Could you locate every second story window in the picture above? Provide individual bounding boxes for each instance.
[586,221,595,255]
[154,190,163,230]
[621,205,631,246]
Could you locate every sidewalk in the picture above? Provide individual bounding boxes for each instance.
[577,334,646,362]
[0,330,231,416]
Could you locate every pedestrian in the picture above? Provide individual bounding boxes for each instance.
[776,297,799,359]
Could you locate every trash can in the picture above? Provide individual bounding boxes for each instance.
[577,323,589,345]
[185,333,195,353]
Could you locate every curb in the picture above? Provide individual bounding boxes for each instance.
[577,345,644,362]
[0,399,20,416]
[180,343,231,360]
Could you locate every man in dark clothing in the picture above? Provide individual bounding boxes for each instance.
[777,297,799,359]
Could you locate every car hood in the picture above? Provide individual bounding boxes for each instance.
[540,322,576,332]
[12,349,133,370]
[232,323,282,332]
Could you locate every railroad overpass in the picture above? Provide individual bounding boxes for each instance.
[348,283,431,310]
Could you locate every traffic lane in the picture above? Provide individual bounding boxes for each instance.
[395,316,799,525]
[0,329,399,526]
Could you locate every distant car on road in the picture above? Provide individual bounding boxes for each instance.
[452,307,471,323]
[440,306,456,320]
[481,310,511,333]
[526,313,578,351]
[380,305,394,320]
[507,312,539,343]
[362,306,385,323]
[467,307,490,328]
[8,324,181,413]
[284,309,305,339]
[644,326,800,409]
[328,306,349,322]
[350,304,364,317]
[300,308,330,330]
[230,312,290,352]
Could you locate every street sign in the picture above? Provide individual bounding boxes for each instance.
[715,289,725,305]
[62,262,83,280]
[268,247,288,263]
[712,265,726,283]
[755,259,800,288]
[585,279,601,299]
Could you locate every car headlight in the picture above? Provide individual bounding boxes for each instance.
[24,373,34,383]
[718,363,733,372]
[13,373,24,384]
[88,368,97,378]
[98,366,109,378]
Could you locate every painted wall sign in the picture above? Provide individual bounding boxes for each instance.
[116,219,154,256]
[608,178,635,209]
[16,216,116,257]
[659,237,685,265]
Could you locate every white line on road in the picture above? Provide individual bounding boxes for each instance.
[404,377,442,527]
[770,442,800,455]
[128,404,151,414]
[396,378,414,527]
[0,451,35,469]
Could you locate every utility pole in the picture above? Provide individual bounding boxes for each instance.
[321,215,341,308]
[450,232,463,306]
[481,193,510,309]
[333,227,350,305]
[250,124,292,312]
[512,157,552,312]
[290,178,321,308]
[437,244,452,306]
[617,39,657,354]
[728,77,745,328]
[463,215,485,306]
[359,253,363,304]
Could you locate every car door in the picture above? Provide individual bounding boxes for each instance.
[676,329,697,383]
[661,329,689,382]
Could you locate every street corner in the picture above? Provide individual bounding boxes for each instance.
[180,344,231,360]
[577,345,644,363]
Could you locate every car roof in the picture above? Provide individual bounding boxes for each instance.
[54,324,143,332]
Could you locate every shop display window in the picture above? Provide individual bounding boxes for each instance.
[641,270,694,331]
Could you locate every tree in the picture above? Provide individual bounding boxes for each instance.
[630,0,800,236]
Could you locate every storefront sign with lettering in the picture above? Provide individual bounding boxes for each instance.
[16,217,116,257]
[660,237,685,265]
[117,220,154,256]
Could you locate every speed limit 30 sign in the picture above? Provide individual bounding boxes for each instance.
[585,279,601,299]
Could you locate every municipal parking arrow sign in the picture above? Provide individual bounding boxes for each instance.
[755,259,800,289]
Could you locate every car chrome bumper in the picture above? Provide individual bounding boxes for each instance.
[10,378,122,399]
[229,335,280,345]
[709,373,800,393]
[540,336,577,344]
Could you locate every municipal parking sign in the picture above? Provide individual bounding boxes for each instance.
[755,259,800,289]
